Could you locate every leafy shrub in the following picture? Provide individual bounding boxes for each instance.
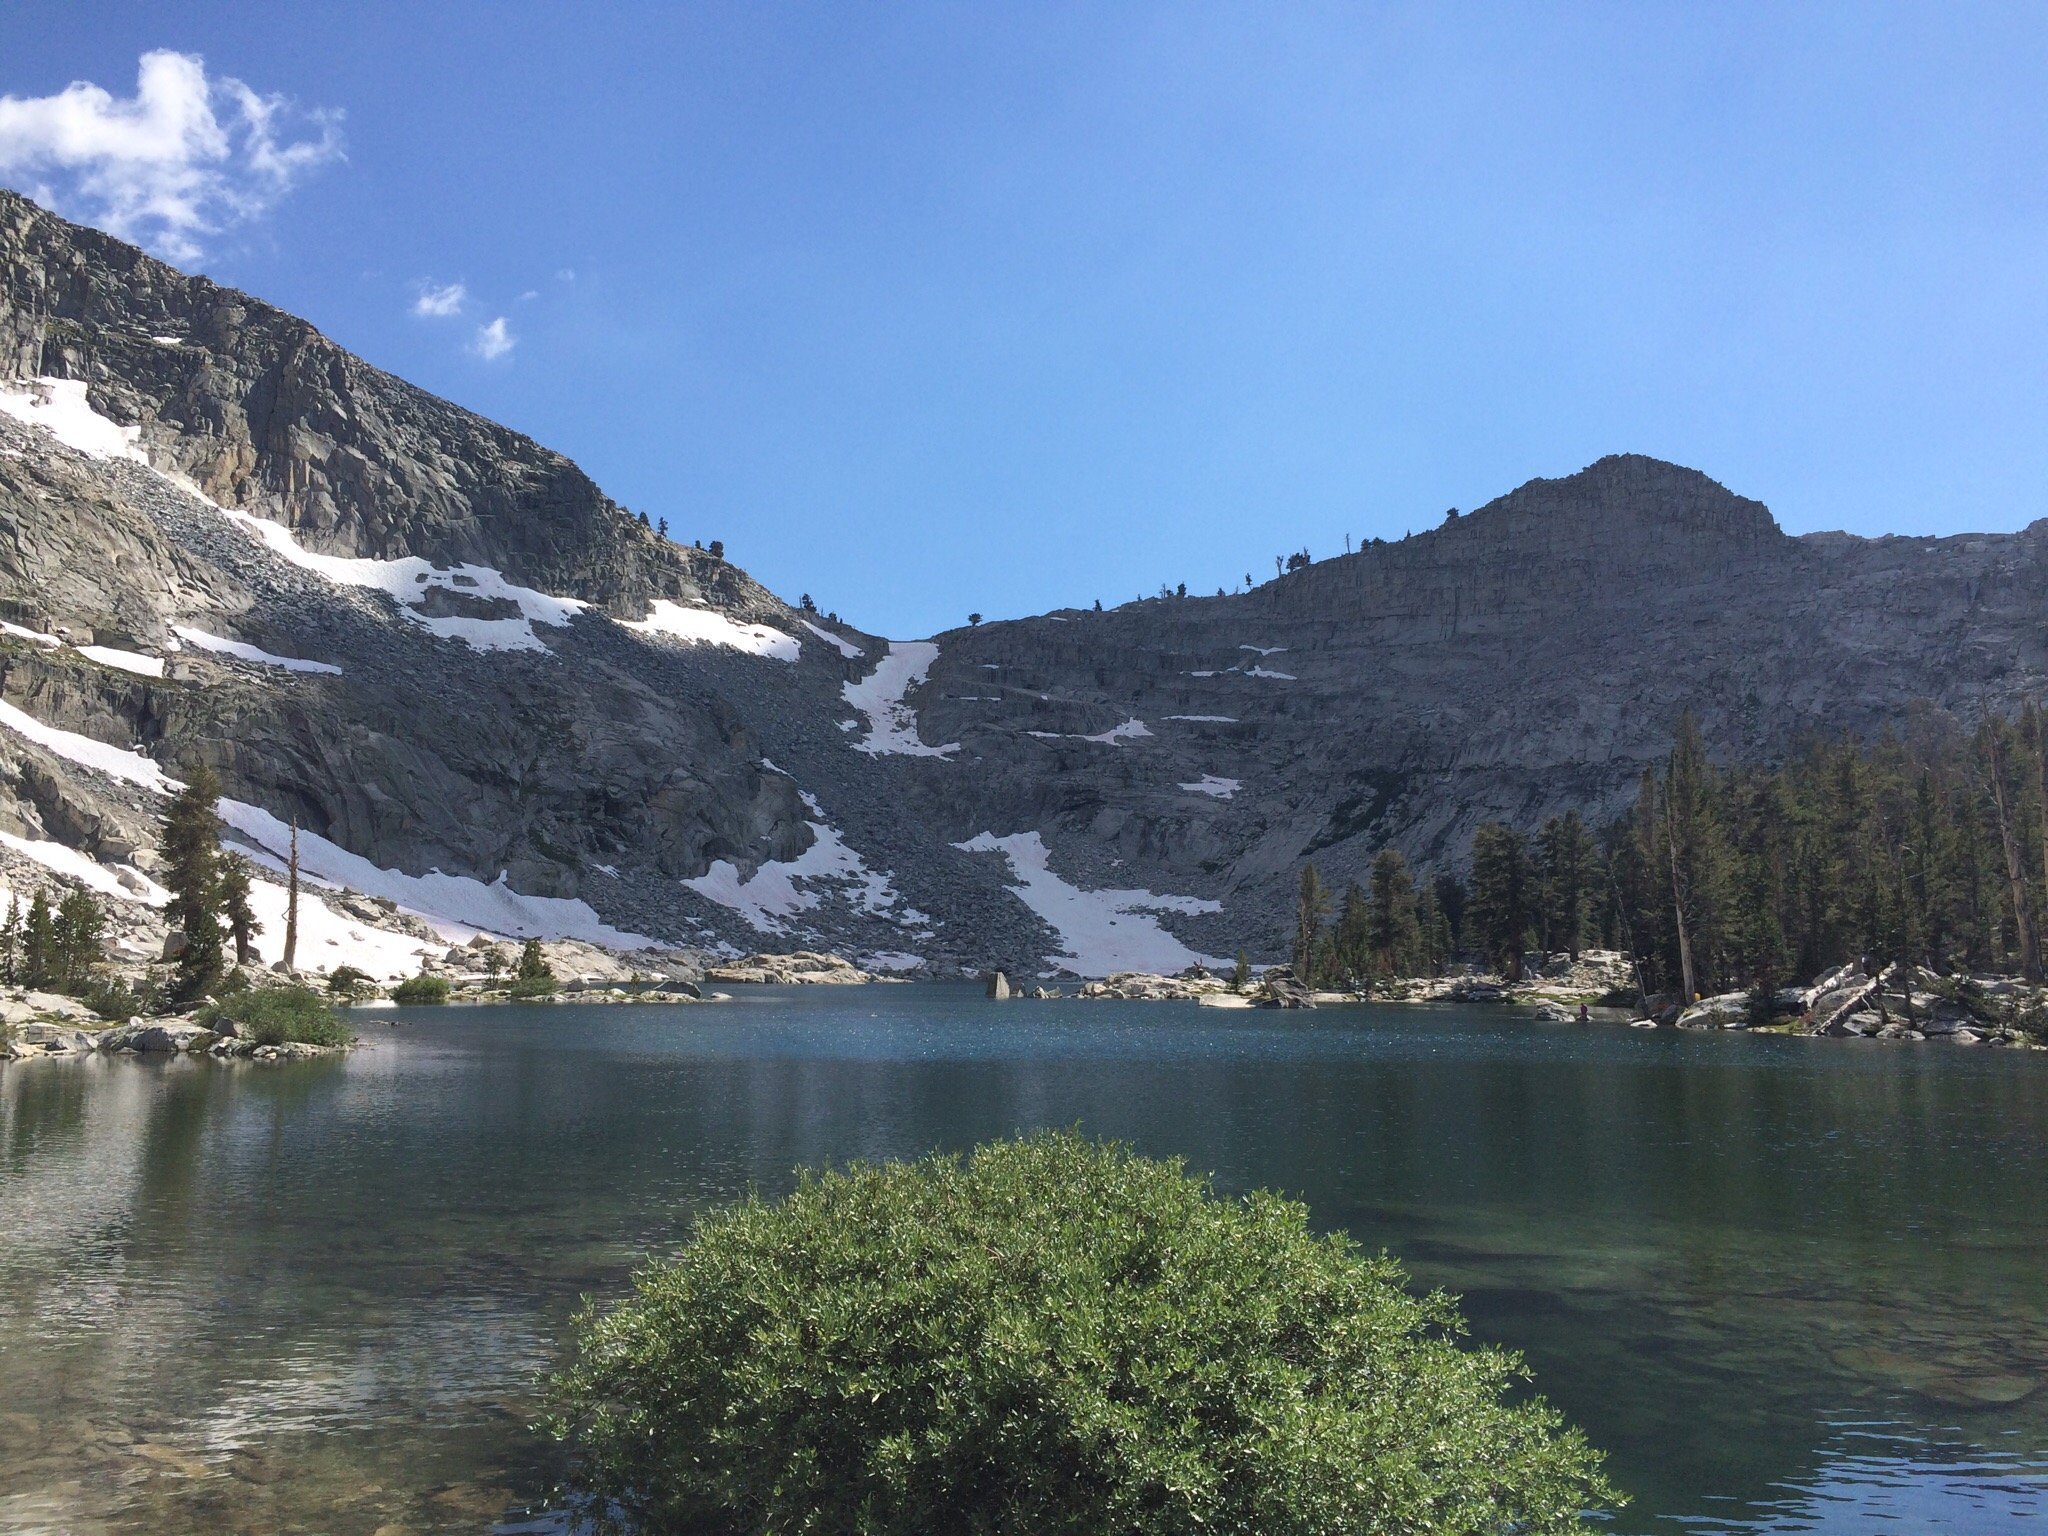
[326,965,373,998]
[548,1131,1618,1536]
[506,976,557,999]
[200,986,352,1047]
[391,973,452,1005]
[82,974,162,1022]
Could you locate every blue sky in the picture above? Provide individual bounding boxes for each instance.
[2,4,2045,637]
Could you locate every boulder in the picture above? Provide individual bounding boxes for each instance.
[100,1021,207,1053]
[1675,991,1750,1029]
[985,971,1012,1000]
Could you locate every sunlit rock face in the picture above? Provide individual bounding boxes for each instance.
[7,185,2048,972]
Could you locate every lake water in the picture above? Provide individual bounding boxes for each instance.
[2,987,2045,1534]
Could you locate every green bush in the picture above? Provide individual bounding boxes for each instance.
[547,1131,1618,1536]
[506,975,557,999]
[326,965,373,998]
[200,985,352,1047]
[391,973,452,1005]
[82,974,161,1022]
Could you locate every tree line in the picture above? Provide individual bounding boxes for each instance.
[1292,707,2048,999]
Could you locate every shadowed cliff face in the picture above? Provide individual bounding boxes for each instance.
[4,186,2047,971]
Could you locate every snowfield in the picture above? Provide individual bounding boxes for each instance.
[0,377,146,462]
[72,644,165,679]
[0,701,173,791]
[1179,775,1241,798]
[218,802,652,949]
[219,509,589,655]
[843,642,960,757]
[800,619,865,659]
[624,599,800,661]
[684,792,927,937]
[173,625,342,675]
[953,831,1224,976]
[1027,718,1153,746]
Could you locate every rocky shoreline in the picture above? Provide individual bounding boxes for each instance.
[977,949,2048,1050]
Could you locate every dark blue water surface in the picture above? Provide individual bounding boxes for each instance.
[3,987,2045,1533]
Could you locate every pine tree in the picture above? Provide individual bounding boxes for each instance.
[517,938,554,984]
[218,854,262,966]
[1365,848,1421,976]
[52,890,104,992]
[162,764,226,1001]
[1293,864,1331,980]
[1538,812,1599,957]
[22,890,55,989]
[1333,882,1371,982]
[1466,822,1532,979]
[0,894,18,986]
[1415,882,1452,976]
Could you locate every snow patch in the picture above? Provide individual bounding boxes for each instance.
[0,377,145,462]
[0,622,61,648]
[843,642,959,758]
[1239,644,1288,656]
[236,874,441,981]
[623,599,799,661]
[173,625,342,675]
[219,508,589,654]
[1244,665,1296,680]
[73,645,165,679]
[1027,718,1152,746]
[0,700,173,791]
[952,831,1223,977]
[217,801,652,949]
[1166,714,1237,723]
[684,799,921,935]
[0,831,168,905]
[1179,775,1241,799]
[800,619,864,659]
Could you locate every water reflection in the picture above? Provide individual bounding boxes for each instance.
[1,992,2044,1533]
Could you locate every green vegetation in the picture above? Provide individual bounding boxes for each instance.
[326,965,373,999]
[390,972,451,1005]
[548,1131,1618,1536]
[1,887,110,993]
[199,985,352,1047]
[517,937,554,984]
[162,765,232,1002]
[1298,707,2048,1010]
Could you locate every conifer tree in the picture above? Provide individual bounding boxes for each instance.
[22,890,55,990]
[53,890,104,992]
[1333,882,1371,982]
[283,817,301,974]
[1365,848,1421,976]
[218,854,261,966]
[517,937,555,984]
[0,894,18,986]
[1466,822,1532,978]
[1538,811,1599,957]
[1292,864,1330,980]
[162,764,226,1001]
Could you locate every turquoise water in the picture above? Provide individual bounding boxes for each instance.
[2,987,2045,1533]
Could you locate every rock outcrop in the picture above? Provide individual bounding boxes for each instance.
[9,187,2048,977]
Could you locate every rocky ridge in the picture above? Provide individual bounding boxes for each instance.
[6,188,2048,976]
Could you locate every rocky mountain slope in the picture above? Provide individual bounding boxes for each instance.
[3,187,2045,975]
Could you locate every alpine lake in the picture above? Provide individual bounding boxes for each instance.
[2,986,2044,1534]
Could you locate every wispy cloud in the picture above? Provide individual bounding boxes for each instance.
[0,50,342,262]
[412,280,466,318]
[470,316,515,361]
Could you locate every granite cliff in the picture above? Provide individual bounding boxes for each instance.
[3,187,2045,974]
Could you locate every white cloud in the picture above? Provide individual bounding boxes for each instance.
[411,280,466,318]
[0,50,342,262]
[470,316,515,360]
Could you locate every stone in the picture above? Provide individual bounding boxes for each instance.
[985,971,1011,1000]
[160,931,189,962]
